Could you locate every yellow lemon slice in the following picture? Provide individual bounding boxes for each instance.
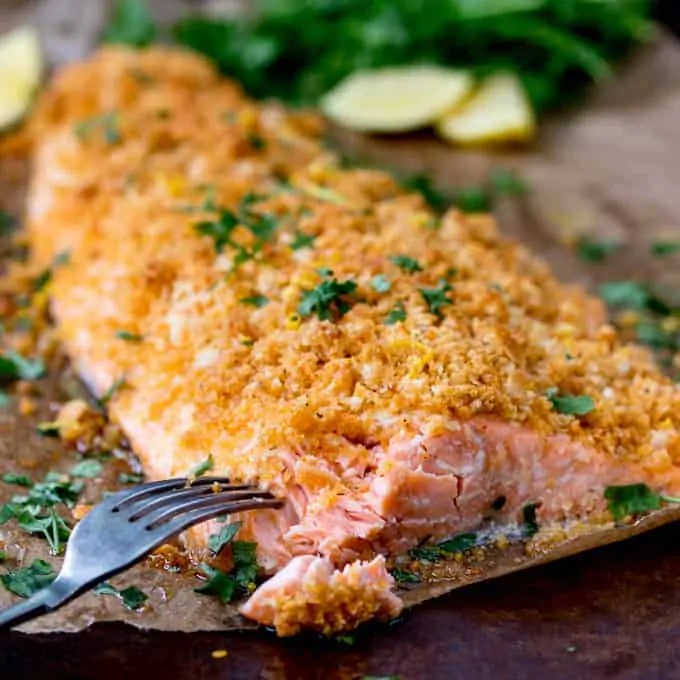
[0,25,43,131]
[436,73,536,145]
[321,66,473,133]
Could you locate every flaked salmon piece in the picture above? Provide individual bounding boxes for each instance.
[239,555,402,636]
[22,46,680,634]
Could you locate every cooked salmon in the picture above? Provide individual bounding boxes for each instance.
[23,47,680,635]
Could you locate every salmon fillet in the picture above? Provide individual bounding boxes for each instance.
[24,47,680,635]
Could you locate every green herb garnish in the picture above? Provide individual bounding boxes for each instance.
[598,281,650,310]
[298,272,357,321]
[290,230,316,251]
[371,275,391,293]
[240,295,269,308]
[103,0,156,47]
[246,133,266,151]
[115,330,144,342]
[384,301,407,325]
[95,582,149,610]
[455,186,490,213]
[418,279,452,318]
[389,255,423,274]
[491,495,507,511]
[401,174,448,211]
[603,483,680,521]
[0,209,15,236]
[522,503,539,537]
[489,168,527,196]
[36,422,61,438]
[118,472,144,485]
[0,351,46,382]
[31,269,52,293]
[188,455,214,478]
[70,459,104,479]
[195,539,259,604]
[409,532,477,562]
[547,389,595,416]
[1,473,33,488]
[74,112,121,145]
[651,242,680,257]
[576,237,620,263]
[208,522,241,555]
[0,551,6,562]
[99,377,126,406]
[1,559,56,598]
[391,567,421,584]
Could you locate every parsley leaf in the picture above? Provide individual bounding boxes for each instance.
[0,209,15,236]
[598,281,649,310]
[401,174,448,211]
[99,377,126,406]
[95,582,149,610]
[195,210,239,253]
[70,459,104,479]
[74,112,121,145]
[603,483,671,520]
[0,551,5,562]
[371,275,391,293]
[651,241,680,257]
[547,389,595,416]
[384,301,407,325]
[290,230,315,251]
[455,186,490,213]
[489,168,527,196]
[0,351,46,382]
[103,0,156,47]
[115,330,143,342]
[31,269,52,293]
[391,567,421,584]
[194,564,237,603]
[389,255,423,274]
[522,503,540,537]
[240,295,269,308]
[1,559,56,598]
[438,532,477,554]
[208,522,241,555]
[188,455,214,478]
[298,273,357,321]
[1,473,33,488]
[576,237,620,263]
[419,279,452,318]
[246,133,266,151]
[118,472,144,485]
[36,422,61,438]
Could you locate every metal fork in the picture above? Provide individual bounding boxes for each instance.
[0,476,283,630]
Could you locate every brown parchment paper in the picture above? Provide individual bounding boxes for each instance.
[1,0,680,635]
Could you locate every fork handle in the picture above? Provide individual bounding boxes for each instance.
[0,588,53,631]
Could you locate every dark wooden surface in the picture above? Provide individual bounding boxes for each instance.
[1,5,680,679]
[2,522,680,679]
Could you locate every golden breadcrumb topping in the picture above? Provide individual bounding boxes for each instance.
[23,46,680,490]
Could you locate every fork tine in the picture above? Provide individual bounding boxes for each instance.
[112,476,252,511]
[128,484,267,521]
[157,497,284,536]
[141,489,278,529]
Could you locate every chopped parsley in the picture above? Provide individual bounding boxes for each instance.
[384,301,407,325]
[115,330,144,342]
[651,242,680,257]
[0,209,15,236]
[603,483,680,521]
[401,174,448,211]
[240,295,269,308]
[391,567,421,584]
[36,422,61,438]
[31,269,52,293]
[522,503,540,537]
[290,230,316,251]
[74,112,121,145]
[389,255,423,274]
[0,551,5,562]
[195,539,259,604]
[246,133,266,151]
[188,455,214,478]
[455,186,490,213]
[118,472,144,485]
[94,582,149,610]
[0,351,46,382]
[546,389,595,416]
[1,473,33,488]
[409,532,477,562]
[0,472,83,554]
[195,210,239,253]
[70,459,104,479]
[418,279,453,318]
[208,521,241,555]
[576,237,620,263]
[371,275,391,293]
[598,281,650,310]
[1,559,56,598]
[99,377,126,406]
[488,168,527,197]
[298,272,358,321]
[103,0,156,47]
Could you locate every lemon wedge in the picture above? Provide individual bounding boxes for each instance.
[0,25,43,131]
[436,73,536,145]
[321,66,473,133]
